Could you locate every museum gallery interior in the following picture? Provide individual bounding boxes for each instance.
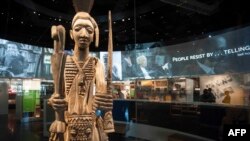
[0,0,250,141]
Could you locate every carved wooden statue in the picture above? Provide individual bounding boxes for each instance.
[48,0,114,141]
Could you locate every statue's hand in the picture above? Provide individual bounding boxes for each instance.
[48,94,67,112]
[94,93,113,111]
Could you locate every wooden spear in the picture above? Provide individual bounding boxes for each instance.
[103,10,115,133]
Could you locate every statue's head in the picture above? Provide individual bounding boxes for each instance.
[70,12,99,49]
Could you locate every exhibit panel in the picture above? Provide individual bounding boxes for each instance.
[22,79,41,117]
[200,74,250,105]
[120,26,250,80]
[1,25,250,81]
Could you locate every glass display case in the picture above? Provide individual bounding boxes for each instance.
[9,79,22,108]
[0,78,44,121]
[112,77,200,103]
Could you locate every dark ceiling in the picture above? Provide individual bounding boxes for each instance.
[0,0,250,51]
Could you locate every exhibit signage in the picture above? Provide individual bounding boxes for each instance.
[22,80,41,113]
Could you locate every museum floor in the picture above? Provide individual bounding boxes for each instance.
[0,109,147,141]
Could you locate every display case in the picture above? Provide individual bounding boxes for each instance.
[135,79,169,101]
[153,79,169,101]
[169,77,195,102]
[112,81,134,99]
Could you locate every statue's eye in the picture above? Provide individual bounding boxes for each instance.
[85,26,94,34]
[74,26,81,32]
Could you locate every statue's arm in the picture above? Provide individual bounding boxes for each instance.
[94,60,115,133]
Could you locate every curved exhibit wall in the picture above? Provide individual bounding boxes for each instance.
[1,25,250,80]
[122,25,250,80]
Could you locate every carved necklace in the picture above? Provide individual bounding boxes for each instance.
[72,55,91,96]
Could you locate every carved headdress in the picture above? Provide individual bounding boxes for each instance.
[72,0,99,47]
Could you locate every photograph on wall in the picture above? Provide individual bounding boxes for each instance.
[123,42,172,80]
[0,39,43,78]
[199,74,248,105]
[122,42,173,80]
[0,38,55,79]
[133,49,155,79]
[121,50,137,80]
[100,51,122,81]
[40,48,53,80]
[150,47,173,78]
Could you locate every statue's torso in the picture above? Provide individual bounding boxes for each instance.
[64,56,98,114]
[63,56,100,141]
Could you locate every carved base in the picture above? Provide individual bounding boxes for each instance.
[67,114,94,141]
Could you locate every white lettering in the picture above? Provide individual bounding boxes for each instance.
[189,53,205,60]
[228,129,247,136]
[228,129,235,136]
[241,129,246,136]
[224,45,250,55]
[172,56,189,62]
[206,52,213,57]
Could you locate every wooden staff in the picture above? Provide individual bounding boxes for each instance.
[49,25,66,141]
[102,10,115,133]
[107,10,113,92]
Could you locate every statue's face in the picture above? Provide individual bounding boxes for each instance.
[71,19,94,49]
